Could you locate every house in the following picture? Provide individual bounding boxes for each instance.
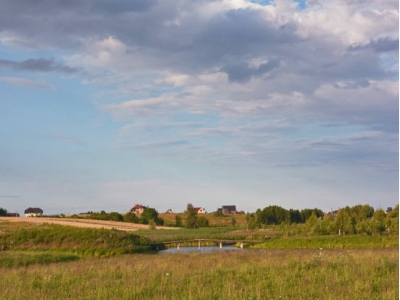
[24,207,43,217]
[130,204,147,214]
[194,207,206,214]
[7,213,20,217]
[221,205,236,215]
[165,209,173,214]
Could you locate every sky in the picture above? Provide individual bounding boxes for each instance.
[0,0,398,216]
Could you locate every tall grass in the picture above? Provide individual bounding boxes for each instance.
[0,251,79,268]
[0,248,397,299]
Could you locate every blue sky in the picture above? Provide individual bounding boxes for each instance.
[0,0,398,215]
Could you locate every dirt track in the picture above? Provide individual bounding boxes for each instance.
[0,217,179,231]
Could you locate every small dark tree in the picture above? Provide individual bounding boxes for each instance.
[247,216,255,230]
[213,210,224,217]
[197,216,209,227]
[124,212,139,223]
[185,203,198,229]
[108,212,124,222]
[175,215,182,227]
[231,217,236,228]
[141,208,163,225]
[0,207,8,216]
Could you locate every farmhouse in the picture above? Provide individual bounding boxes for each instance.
[221,205,236,215]
[165,209,173,214]
[24,207,43,217]
[130,204,147,214]
[195,207,206,214]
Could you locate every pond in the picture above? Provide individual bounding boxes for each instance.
[160,245,244,253]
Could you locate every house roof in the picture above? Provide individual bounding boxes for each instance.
[194,207,204,212]
[24,207,43,214]
[130,204,147,212]
[222,205,236,211]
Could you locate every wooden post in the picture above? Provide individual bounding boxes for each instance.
[240,242,243,249]
[177,243,180,251]
[219,242,222,249]
[198,240,201,250]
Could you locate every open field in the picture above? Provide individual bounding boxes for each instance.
[0,219,398,299]
[0,248,398,299]
[0,217,179,231]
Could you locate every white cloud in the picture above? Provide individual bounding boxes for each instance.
[0,76,52,89]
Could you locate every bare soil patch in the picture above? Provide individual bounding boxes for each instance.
[0,217,179,231]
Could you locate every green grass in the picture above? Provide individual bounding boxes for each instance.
[0,251,79,268]
[0,220,398,299]
[251,235,399,250]
[0,248,397,299]
[0,223,152,257]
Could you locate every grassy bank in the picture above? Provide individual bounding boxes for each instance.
[0,222,151,257]
[251,235,399,250]
[0,248,397,299]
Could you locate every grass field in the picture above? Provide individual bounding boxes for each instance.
[0,220,398,299]
[0,248,398,299]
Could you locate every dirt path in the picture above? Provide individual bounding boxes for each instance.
[0,217,179,231]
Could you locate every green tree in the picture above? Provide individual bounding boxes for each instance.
[231,217,236,228]
[175,215,182,227]
[334,209,355,234]
[387,204,398,219]
[185,203,198,229]
[0,207,8,216]
[372,209,386,233]
[350,204,374,222]
[108,212,124,222]
[247,215,256,230]
[124,212,139,223]
[288,209,302,224]
[213,210,224,217]
[197,216,209,227]
[306,212,318,232]
[141,208,163,225]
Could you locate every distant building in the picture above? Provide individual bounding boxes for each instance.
[165,209,173,214]
[194,207,206,214]
[130,204,147,214]
[7,212,20,217]
[24,207,43,217]
[221,205,236,215]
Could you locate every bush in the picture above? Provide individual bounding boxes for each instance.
[197,216,209,227]
[124,212,139,223]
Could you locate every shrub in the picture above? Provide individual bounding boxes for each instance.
[197,216,209,227]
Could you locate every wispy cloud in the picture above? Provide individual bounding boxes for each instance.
[0,58,77,73]
[0,76,52,88]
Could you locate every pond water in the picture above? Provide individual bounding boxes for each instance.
[160,246,243,254]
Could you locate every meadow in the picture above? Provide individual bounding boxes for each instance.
[0,248,398,299]
[0,220,398,299]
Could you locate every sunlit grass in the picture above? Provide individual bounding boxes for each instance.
[0,248,397,299]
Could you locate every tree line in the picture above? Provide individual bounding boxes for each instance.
[245,204,398,235]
